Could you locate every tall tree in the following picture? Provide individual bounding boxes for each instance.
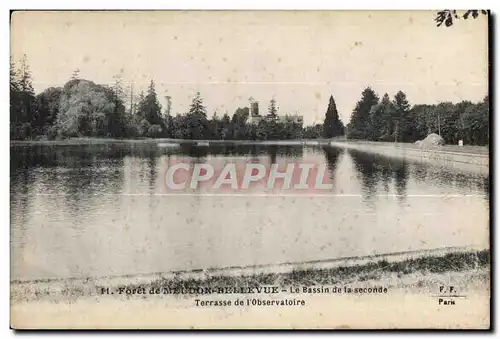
[163,95,173,137]
[106,74,127,137]
[220,113,231,140]
[186,92,208,139]
[346,87,379,140]
[268,98,278,120]
[10,57,19,93]
[232,107,250,139]
[189,92,207,117]
[392,91,411,142]
[135,80,163,136]
[10,57,21,138]
[14,54,36,139]
[145,80,163,126]
[460,96,489,145]
[369,93,393,141]
[323,95,343,138]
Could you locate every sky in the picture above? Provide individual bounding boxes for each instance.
[10,10,488,125]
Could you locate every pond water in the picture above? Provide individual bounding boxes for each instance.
[10,144,490,280]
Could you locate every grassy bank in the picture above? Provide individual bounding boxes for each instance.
[102,250,490,295]
[11,249,489,303]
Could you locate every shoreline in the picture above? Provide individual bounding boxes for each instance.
[10,137,333,146]
[10,137,489,154]
[11,248,490,329]
[11,137,489,173]
[11,247,489,303]
[331,140,489,171]
[11,268,490,329]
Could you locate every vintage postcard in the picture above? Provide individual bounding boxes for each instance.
[10,10,490,329]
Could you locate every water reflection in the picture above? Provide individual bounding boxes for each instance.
[393,160,409,202]
[268,146,277,164]
[347,148,489,204]
[410,160,489,197]
[348,149,409,204]
[169,144,304,160]
[10,144,489,280]
[322,146,344,179]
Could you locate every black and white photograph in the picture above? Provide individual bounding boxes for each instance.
[9,10,490,329]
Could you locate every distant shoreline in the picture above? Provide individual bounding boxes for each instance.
[10,137,335,146]
[9,137,490,151]
[11,138,489,169]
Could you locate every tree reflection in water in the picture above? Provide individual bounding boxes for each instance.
[347,149,409,205]
[322,146,345,181]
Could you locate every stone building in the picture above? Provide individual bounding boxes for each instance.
[247,97,303,126]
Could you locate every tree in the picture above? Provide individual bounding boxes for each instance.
[55,79,127,137]
[189,92,207,117]
[34,87,63,136]
[71,69,80,80]
[134,80,164,137]
[302,124,323,139]
[10,57,19,93]
[207,111,220,139]
[170,114,189,139]
[163,95,173,137]
[186,92,209,139]
[432,102,459,143]
[392,91,412,142]
[267,98,278,120]
[323,95,344,138]
[460,96,489,145]
[18,56,36,125]
[106,74,128,137]
[231,107,250,139]
[10,57,21,138]
[369,93,393,141]
[220,113,232,140]
[256,120,269,140]
[435,10,488,27]
[145,80,163,126]
[11,54,36,139]
[346,87,379,140]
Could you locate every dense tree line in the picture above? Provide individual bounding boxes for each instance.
[346,87,489,146]
[10,57,307,141]
[166,95,303,140]
[10,56,488,145]
[10,55,37,140]
[302,124,323,139]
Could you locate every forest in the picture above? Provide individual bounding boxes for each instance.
[345,88,489,146]
[10,55,489,145]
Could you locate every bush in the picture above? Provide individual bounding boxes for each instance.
[17,123,33,140]
[138,119,151,137]
[379,134,394,142]
[46,125,59,140]
[147,124,163,138]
